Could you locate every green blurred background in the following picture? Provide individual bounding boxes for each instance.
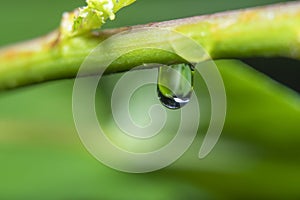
[0,0,300,199]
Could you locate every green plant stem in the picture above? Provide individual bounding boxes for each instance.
[0,2,299,90]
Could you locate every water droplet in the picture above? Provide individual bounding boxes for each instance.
[157,63,194,110]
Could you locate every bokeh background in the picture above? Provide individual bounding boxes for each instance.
[0,0,299,199]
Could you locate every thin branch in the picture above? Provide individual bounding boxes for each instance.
[0,1,299,90]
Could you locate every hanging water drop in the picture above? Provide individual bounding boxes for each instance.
[157,63,194,110]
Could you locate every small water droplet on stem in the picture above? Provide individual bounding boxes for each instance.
[157,63,194,110]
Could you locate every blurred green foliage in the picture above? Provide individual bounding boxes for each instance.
[0,0,299,199]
